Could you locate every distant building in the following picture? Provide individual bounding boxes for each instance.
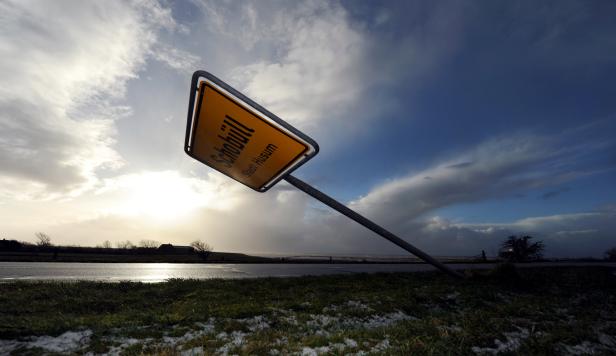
[158,243,194,254]
[0,239,22,251]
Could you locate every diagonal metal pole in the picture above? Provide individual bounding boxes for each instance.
[285,174,465,279]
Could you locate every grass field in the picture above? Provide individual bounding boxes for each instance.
[0,265,615,355]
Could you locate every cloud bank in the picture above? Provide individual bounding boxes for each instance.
[19,132,614,258]
[0,1,178,199]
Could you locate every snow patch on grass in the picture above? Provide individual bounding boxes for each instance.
[560,341,601,355]
[282,314,300,326]
[439,325,463,333]
[300,345,331,355]
[323,300,373,313]
[274,336,288,346]
[558,334,616,356]
[344,338,358,347]
[371,338,391,353]
[471,327,530,355]
[180,346,204,355]
[445,292,460,300]
[296,337,359,355]
[598,333,616,347]
[105,337,146,356]
[163,322,215,346]
[0,330,92,354]
[105,318,216,354]
[216,330,247,355]
[239,315,270,332]
[0,310,412,355]
[306,310,417,333]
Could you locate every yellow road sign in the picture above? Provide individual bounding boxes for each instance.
[185,72,318,191]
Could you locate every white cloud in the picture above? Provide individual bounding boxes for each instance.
[0,0,177,198]
[227,1,366,132]
[349,135,548,227]
[191,1,269,51]
[151,44,201,72]
[189,1,469,143]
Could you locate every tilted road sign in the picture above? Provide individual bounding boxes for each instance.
[185,72,318,192]
[184,71,464,279]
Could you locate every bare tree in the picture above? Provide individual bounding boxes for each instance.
[190,240,212,253]
[101,240,112,249]
[35,232,52,247]
[116,240,135,249]
[139,239,159,248]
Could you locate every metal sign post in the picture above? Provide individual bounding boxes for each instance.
[185,71,464,279]
[285,175,464,279]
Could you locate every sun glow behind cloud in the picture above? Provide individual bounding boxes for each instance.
[98,171,219,222]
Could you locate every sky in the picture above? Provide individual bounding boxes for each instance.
[1,0,615,258]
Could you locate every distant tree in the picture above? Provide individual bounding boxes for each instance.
[35,232,52,247]
[190,240,213,253]
[101,240,112,249]
[116,240,135,249]
[499,235,544,262]
[139,239,159,248]
[605,247,616,261]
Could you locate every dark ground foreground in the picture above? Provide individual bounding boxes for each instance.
[0,266,615,355]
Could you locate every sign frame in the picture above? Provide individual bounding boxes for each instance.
[184,71,319,192]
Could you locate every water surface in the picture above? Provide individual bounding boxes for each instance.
[1,262,613,282]
[0,262,476,282]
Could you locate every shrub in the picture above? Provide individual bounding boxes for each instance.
[498,235,544,262]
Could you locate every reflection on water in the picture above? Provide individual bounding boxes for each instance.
[0,262,455,282]
[3,262,611,282]
[134,263,175,282]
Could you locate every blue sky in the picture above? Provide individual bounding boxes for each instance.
[0,0,615,257]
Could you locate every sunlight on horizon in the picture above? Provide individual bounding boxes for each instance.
[104,171,214,221]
